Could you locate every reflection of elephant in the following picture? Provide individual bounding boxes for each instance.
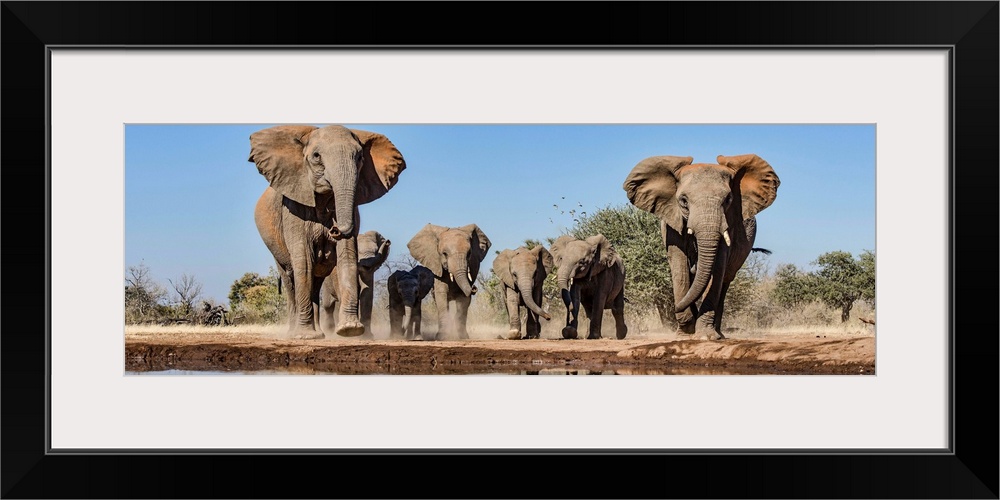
[387,266,435,340]
[623,154,779,339]
[249,124,405,339]
[550,235,627,340]
[319,230,391,338]
[492,246,554,340]
[407,223,491,340]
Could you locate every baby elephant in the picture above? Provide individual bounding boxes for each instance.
[492,246,554,340]
[388,266,435,340]
[550,234,628,340]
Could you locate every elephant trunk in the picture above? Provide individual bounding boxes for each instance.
[518,275,551,320]
[451,264,474,297]
[328,162,357,238]
[557,270,573,306]
[675,228,719,312]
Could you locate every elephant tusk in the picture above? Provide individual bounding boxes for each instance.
[568,278,573,288]
[467,271,473,283]
[687,228,694,235]
[722,231,731,247]
[449,272,455,282]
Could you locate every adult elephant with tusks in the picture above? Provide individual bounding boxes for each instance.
[407,223,491,340]
[249,124,405,339]
[623,154,779,340]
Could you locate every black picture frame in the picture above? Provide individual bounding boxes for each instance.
[3,2,997,498]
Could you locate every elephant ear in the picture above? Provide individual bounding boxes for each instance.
[407,224,446,277]
[717,154,780,220]
[586,234,617,274]
[550,235,576,265]
[492,249,516,288]
[413,266,436,298]
[387,270,406,303]
[533,246,555,275]
[248,125,319,207]
[461,224,492,263]
[622,155,694,222]
[350,129,406,206]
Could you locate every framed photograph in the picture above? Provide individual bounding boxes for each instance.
[4,2,996,498]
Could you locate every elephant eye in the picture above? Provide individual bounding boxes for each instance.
[723,194,732,207]
[678,195,688,209]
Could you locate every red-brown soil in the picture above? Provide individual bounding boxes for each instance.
[125,330,875,375]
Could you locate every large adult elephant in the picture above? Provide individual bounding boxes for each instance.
[492,246,554,340]
[319,230,391,338]
[407,223,491,340]
[550,234,627,340]
[623,154,780,339]
[249,125,405,339]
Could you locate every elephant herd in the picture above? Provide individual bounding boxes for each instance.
[247,124,780,342]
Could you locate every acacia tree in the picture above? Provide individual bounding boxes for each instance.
[811,250,875,322]
[228,268,285,324]
[168,273,203,317]
[771,250,875,322]
[124,262,168,323]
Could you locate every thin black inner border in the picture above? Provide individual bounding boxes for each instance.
[45,45,954,455]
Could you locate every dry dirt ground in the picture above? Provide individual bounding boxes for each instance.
[125,326,875,375]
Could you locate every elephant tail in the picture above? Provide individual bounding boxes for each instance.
[751,247,772,255]
[277,277,282,295]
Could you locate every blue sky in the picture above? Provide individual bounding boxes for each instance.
[125,124,875,305]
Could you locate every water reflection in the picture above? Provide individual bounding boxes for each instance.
[127,365,748,375]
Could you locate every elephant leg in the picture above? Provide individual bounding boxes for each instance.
[290,251,323,339]
[503,286,522,340]
[524,308,540,339]
[562,286,581,339]
[612,291,627,340]
[319,274,339,335]
[277,263,297,332]
[712,281,731,340]
[454,294,472,340]
[334,237,364,337]
[358,274,374,337]
[412,307,422,340]
[581,288,603,340]
[388,301,403,339]
[667,247,697,334]
[430,282,450,341]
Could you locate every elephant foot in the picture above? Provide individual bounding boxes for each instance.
[506,329,522,340]
[616,325,628,340]
[561,326,578,339]
[335,321,365,337]
[586,333,602,340]
[524,333,540,340]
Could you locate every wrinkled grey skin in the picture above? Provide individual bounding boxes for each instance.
[407,223,491,340]
[550,234,627,340]
[492,246,554,340]
[249,124,405,339]
[319,230,391,339]
[387,266,435,340]
[623,154,779,340]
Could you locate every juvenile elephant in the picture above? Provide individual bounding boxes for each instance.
[550,234,627,340]
[623,154,780,339]
[319,230,391,338]
[249,124,405,339]
[407,223,491,340]
[492,246,554,340]
[387,266,435,340]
